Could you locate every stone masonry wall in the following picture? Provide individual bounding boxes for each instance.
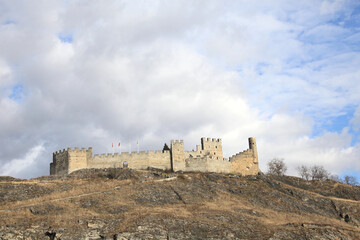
[171,140,185,171]
[88,150,171,171]
[184,156,230,173]
[68,148,92,174]
[50,162,55,175]
[53,149,69,175]
[50,137,260,176]
[181,138,229,173]
[229,149,259,175]
[229,137,259,175]
[201,138,223,160]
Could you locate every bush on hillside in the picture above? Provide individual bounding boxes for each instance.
[267,158,287,176]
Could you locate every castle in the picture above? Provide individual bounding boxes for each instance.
[50,137,260,175]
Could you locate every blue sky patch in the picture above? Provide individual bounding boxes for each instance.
[342,4,360,29]
[2,19,16,25]
[340,170,360,184]
[349,128,360,146]
[312,106,356,137]
[310,105,360,147]
[58,33,73,43]
[255,62,269,75]
[9,84,23,102]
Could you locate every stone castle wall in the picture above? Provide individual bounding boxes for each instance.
[229,137,259,175]
[88,150,171,171]
[50,137,260,175]
[51,148,93,175]
[52,149,69,175]
[171,138,230,173]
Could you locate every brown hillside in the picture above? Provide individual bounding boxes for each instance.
[1,169,360,239]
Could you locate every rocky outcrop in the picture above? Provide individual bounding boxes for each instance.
[0,169,360,239]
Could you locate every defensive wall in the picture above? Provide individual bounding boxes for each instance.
[50,137,260,175]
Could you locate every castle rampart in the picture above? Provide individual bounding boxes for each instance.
[50,137,260,175]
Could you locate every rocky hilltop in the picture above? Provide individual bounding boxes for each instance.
[1,168,360,239]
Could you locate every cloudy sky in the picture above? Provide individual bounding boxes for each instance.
[0,0,359,179]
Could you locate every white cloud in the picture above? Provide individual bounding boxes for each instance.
[0,144,45,178]
[259,126,357,175]
[0,0,359,178]
[0,60,12,89]
[320,0,346,15]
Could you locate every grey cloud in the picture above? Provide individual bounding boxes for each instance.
[0,1,359,178]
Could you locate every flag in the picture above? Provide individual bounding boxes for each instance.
[112,143,113,148]
[118,142,120,147]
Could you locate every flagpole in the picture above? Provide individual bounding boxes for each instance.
[137,140,139,153]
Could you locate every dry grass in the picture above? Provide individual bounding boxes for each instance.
[1,171,360,238]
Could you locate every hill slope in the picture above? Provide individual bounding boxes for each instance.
[1,168,360,239]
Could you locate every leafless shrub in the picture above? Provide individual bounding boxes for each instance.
[296,165,310,180]
[343,175,358,186]
[107,167,121,179]
[267,158,287,176]
[329,174,343,183]
[310,165,329,180]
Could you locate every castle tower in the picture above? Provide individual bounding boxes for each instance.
[51,147,93,175]
[201,137,223,159]
[248,137,258,162]
[170,140,185,172]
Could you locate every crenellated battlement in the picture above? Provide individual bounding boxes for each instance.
[54,147,93,155]
[201,137,221,142]
[54,148,67,154]
[50,137,259,176]
[229,149,253,160]
[92,149,172,159]
[171,140,184,145]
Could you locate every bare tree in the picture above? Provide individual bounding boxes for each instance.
[297,165,310,180]
[267,158,287,176]
[343,175,358,186]
[310,165,329,180]
[329,174,343,183]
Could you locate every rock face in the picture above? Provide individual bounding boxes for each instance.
[1,168,360,239]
